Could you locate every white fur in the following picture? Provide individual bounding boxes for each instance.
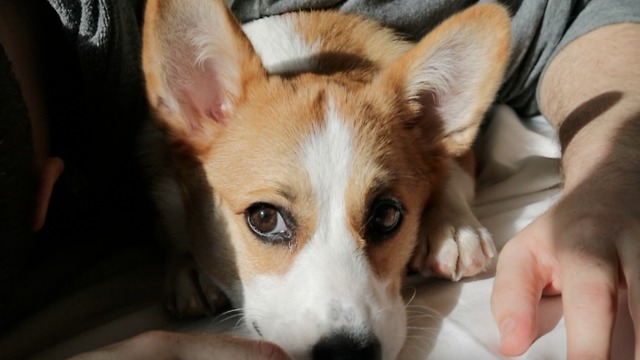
[425,162,495,280]
[242,99,405,360]
[243,16,320,75]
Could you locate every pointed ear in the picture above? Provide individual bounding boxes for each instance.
[142,0,266,153]
[380,4,511,156]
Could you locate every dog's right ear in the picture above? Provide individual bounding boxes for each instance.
[375,4,511,157]
[143,0,266,153]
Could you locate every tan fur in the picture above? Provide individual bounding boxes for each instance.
[376,5,511,157]
[332,89,447,293]
[149,9,431,282]
[142,0,511,333]
[295,11,411,83]
[202,78,327,276]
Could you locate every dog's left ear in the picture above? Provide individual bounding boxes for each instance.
[142,0,266,153]
[379,4,511,156]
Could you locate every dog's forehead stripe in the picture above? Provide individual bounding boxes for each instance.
[301,98,355,249]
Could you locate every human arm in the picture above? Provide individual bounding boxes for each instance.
[67,331,292,360]
[0,0,64,232]
[491,22,640,359]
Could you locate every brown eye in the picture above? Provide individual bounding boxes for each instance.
[246,203,291,242]
[367,199,403,241]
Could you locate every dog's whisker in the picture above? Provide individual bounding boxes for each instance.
[404,307,442,317]
[405,309,442,317]
[405,308,439,314]
[406,310,436,316]
[406,317,440,326]
[403,287,419,307]
[234,309,275,334]
[404,330,441,346]
[213,315,246,327]
[403,335,434,345]
[406,312,444,323]
[404,305,435,309]
[234,316,247,330]
[404,332,439,344]
[404,303,436,310]
[405,310,436,317]
[405,326,439,333]
[213,308,245,322]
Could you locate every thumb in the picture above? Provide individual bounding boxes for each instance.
[491,231,546,356]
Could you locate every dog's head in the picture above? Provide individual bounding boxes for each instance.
[143,1,510,358]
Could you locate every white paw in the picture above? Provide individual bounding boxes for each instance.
[411,215,495,281]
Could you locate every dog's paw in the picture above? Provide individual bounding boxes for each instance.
[164,255,229,317]
[411,213,496,281]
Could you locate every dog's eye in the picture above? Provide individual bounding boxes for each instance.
[367,199,403,241]
[246,203,291,242]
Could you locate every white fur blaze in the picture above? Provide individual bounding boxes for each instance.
[242,99,405,360]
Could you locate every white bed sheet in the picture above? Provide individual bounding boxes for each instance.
[2,105,634,360]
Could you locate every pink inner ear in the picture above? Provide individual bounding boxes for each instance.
[178,59,230,133]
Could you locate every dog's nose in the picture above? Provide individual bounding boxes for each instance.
[311,331,381,360]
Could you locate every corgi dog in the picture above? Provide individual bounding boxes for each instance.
[141,0,510,359]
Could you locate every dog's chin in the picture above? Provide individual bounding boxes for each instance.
[243,305,406,360]
[241,273,407,360]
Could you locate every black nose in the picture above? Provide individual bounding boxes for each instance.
[312,331,381,360]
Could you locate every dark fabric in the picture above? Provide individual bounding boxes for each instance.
[0,43,36,330]
[0,0,156,335]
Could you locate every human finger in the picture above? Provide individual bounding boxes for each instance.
[628,278,640,360]
[33,156,64,232]
[619,238,640,360]
[182,334,293,360]
[491,238,546,356]
[560,248,618,360]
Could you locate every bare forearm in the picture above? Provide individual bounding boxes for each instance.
[67,331,292,360]
[494,23,640,359]
[540,23,640,193]
[0,0,50,165]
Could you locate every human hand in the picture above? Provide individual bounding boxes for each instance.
[491,178,639,359]
[68,331,293,360]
